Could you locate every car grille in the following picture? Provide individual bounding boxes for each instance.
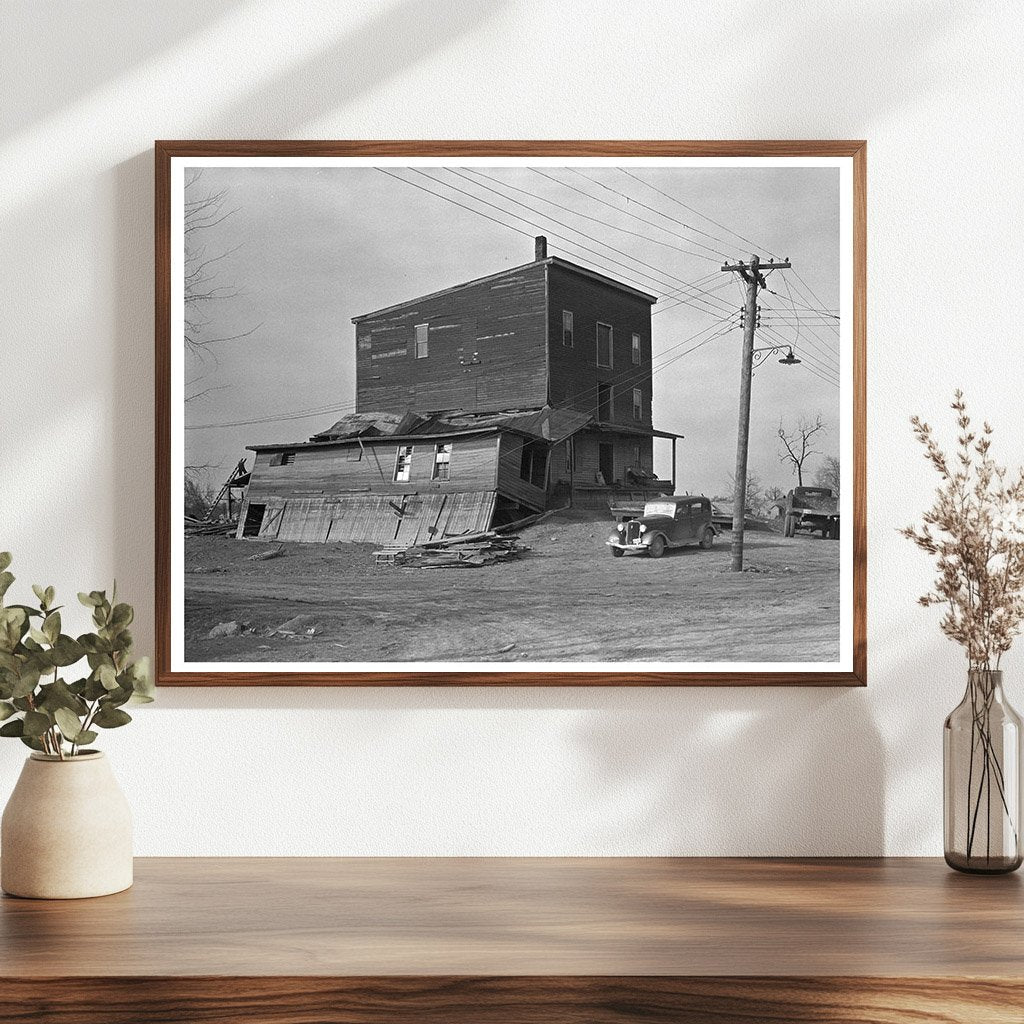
[624,521,642,544]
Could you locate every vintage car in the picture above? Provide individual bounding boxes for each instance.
[606,495,718,558]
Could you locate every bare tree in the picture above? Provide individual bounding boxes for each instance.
[816,454,841,496]
[763,484,786,517]
[183,467,216,521]
[778,415,826,486]
[727,472,764,516]
[183,170,260,401]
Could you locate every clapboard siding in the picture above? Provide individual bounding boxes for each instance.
[355,263,548,414]
[546,264,654,426]
[245,435,499,503]
[495,435,548,510]
[238,492,497,545]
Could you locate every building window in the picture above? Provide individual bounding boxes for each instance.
[632,388,642,421]
[597,383,613,422]
[270,451,296,467]
[415,323,429,359]
[562,310,574,347]
[632,444,642,467]
[394,445,414,482]
[632,332,641,365]
[565,437,576,474]
[346,446,362,462]
[432,443,451,481]
[596,322,613,367]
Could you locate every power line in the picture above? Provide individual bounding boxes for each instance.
[393,168,736,320]
[569,167,745,258]
[619,168,782,261]
[529,167,731,260]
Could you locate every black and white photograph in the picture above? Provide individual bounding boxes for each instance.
[162,146,862,682]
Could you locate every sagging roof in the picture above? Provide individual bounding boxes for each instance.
[249,406,598,454]
[351,256,658,324]
[309,406,594,445]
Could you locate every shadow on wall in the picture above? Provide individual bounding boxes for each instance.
[570,687,884,856]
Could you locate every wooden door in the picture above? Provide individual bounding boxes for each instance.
[598,444,614,485]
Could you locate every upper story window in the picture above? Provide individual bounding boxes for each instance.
[631,333,641,365]
[632,388,643,421]
[415,323,429,359]
[270,451,296,467]
[394,445,414,482]
[562,310,574,347]
[432,443,452,481]
[596,322,613,368]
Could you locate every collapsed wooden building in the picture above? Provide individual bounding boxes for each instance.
[237,237,682,544]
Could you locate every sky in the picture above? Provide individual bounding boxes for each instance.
[182,162,841,499]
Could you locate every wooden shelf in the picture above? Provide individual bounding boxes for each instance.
[2,857,1022,1022]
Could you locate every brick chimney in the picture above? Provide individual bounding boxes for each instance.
[534,235,548,261]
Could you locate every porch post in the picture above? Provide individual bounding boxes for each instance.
[671,437,677,494]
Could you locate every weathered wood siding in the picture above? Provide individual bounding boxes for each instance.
[236,435,501,544]
[355,263,548,414]
[550,431,653,489]
[238,492,496,546]
[546,264,654,426]
[494,434,548,511]
[245,435,499,504]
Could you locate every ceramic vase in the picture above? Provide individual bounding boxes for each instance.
[1,751,133,898]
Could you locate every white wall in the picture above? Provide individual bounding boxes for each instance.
[2,0,1021,855]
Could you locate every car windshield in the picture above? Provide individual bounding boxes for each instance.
[643,501,677,518]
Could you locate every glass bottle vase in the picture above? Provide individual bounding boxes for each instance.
[944,669,1023,873]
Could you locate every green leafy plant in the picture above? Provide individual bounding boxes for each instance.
[0,552,153,759]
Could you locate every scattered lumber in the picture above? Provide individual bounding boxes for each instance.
[384,536,528,569]
[185,519,238,537]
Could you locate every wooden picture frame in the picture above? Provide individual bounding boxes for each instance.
[156,140,866,686]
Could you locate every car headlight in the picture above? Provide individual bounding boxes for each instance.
[616,523,624,532]
[638,524,647,533]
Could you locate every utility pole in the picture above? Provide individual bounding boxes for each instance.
[721,254,791,571]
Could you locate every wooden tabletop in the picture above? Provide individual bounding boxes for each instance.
[2,856,1022,977]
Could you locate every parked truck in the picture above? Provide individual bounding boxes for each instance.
[783,486,840,539]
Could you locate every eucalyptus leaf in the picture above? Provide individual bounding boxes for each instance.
[50,635,85,667]
[0,719,24,737]
[22,711,51,738]
[19,735,45,752]
[75,730,97,746]
[110,603,134,630]
[11,666,42,699]
[42,611,60,643]
[77,592,100,608]
[93,705,132,729]
[0,700,15,721]
[0,571,15,601]
[98,663,118,690]
[37,678,88,716]
[54,707,85,741]
[28,626,49,646]
[32,584,47,608]
[0,552,11,573]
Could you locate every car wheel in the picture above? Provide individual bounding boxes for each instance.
[610,547,624,557]
[700,527,714,549]
[647,535,666,559]
[784,515,795,538]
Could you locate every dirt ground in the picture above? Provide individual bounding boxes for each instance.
[183,511,840,664]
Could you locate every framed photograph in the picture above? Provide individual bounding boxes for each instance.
[156,141,865,686]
